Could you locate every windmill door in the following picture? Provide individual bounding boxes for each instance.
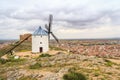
[39,47,43,53]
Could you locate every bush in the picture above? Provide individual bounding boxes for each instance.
[0,58,8,64]
[63,72,87,80]
[94,72,100,77]
[39,54,51,57]
[0,78,4,80]
[0,76,6,80]
[29,63,42,69]
[104,59,114,67]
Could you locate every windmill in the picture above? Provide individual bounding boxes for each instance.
[45,14,59,43]
[3,14,59,55]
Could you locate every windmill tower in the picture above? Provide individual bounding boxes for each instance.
[32,14,59,53]
[32,27,49,53]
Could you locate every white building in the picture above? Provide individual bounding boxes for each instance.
[32,27,49,53]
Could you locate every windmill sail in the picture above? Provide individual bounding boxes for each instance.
[46,14,59,43]
[45,24,49,30]
[48,14,53,33]
[51,32,59,43]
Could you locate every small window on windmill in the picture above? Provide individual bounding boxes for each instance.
[40,42,42,44]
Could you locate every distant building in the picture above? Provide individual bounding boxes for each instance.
[32,27,49,53]
[20,33,32,42]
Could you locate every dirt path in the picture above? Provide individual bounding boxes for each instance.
[1,50,68,59]
[14,51,39,58]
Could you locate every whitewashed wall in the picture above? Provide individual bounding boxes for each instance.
[32,35,49,53]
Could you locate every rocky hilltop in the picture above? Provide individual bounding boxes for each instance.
[0,52,120,80]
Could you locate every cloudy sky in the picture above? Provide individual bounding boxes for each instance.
[0,0,120,39]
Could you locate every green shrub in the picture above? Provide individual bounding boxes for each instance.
[94,72,100,77]
[29,63,42,69]
[39,54,51,57]
[63,72,87,80]
[0,76,6,80]
[104,59,114,67]
[0,59,8,64]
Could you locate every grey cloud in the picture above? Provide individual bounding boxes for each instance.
[0,4,120,31]
[53,9,120,29]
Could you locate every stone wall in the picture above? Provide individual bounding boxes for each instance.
[20,33,32,42]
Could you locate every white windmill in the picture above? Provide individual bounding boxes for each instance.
[32,15,59,53]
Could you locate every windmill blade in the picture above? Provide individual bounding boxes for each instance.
[45,24,49,31]
[48,14,53,33]
[51,32,59,43]
[45,24,50,41]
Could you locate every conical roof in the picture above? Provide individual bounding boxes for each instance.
[33,26,48,36]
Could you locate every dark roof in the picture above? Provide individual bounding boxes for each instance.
[33,26,48,36]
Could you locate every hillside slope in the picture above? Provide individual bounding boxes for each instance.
[0,52,120,80]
